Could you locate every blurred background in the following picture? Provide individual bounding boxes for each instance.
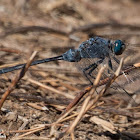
[0,0,140,139]
[0,0,140,64]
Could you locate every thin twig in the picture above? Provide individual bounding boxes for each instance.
[66,66,105,134]
[27,78,74,99]
[0,51,37,110]
[56,59,124,139]
[63,62,140,115]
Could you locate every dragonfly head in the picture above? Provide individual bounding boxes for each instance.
[114,40,125,55]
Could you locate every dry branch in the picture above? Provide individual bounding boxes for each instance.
[0,51,37,110]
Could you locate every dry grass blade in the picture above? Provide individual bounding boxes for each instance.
[56,59,124,139]
[66,66,105,134]
[13,123,63,139]
[134,62,140,68]
[90,116,116,134]
[82,59,124,118]
[63,85,92,114]
[14,126,46,139]
[28,78,74,99]
[53,66,105,139]
[0,51,37,110]
[0,47,21,54]
[63,60,139,115]
[88,58,124,108]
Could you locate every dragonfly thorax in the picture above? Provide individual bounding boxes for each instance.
[79,37,111,59]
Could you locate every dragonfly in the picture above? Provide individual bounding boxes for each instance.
[0,37,125,84]
[1,36,139,105]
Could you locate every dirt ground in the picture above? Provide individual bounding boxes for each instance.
[0,0,140,140]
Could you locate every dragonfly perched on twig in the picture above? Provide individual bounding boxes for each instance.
[0,37,138,105]
[0,37,125,83]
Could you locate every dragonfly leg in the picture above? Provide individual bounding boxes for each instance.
[112,56,120,64]
[108,57,113,74]
[88,59,104,78]
[83,63,98,85]
[108,58,113,69]
[87,63,98,79]
[83,59,104,84]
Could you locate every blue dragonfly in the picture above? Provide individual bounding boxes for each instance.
[0,37,138,105]
[0,37,125,84]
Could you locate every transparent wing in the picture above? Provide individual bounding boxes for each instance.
[106,42,140,106]
[111,43,140,105]
[76,37,139,106]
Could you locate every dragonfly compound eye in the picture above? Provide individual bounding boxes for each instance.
[114,40,125,55]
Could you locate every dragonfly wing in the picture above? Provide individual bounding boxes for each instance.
[108,42,140,106]
[76,37,139,106]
